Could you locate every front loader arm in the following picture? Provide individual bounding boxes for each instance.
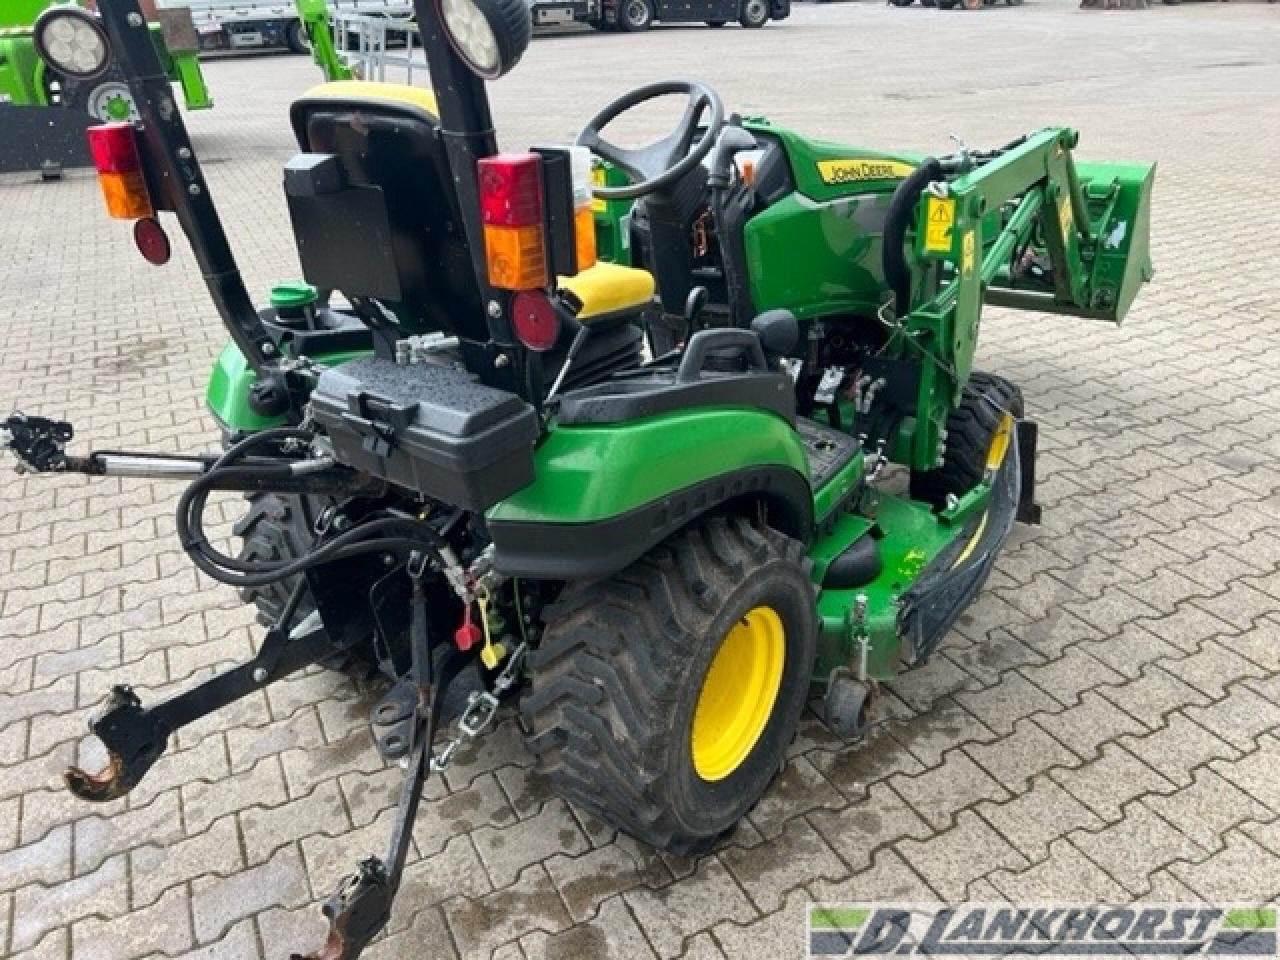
[891,127,1155,473]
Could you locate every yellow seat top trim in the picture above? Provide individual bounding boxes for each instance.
[301,81,438,117]
[558,261,655,320]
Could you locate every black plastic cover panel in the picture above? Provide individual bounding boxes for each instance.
[311,356,540,511]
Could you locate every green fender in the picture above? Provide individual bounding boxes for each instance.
[205,341,371,434]
[486,408,814,579]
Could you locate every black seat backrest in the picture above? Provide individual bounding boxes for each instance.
[287,87,486,340]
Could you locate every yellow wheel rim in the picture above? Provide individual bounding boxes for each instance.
[690,606,786,782]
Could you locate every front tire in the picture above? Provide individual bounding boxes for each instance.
[522,516,817,853]
[909,371,1024,509]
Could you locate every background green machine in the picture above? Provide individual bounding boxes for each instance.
[293,0,352,82]
[0,0,211,119]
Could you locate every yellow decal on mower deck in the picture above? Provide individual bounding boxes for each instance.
[924,196,956,254]
[816,158,916,185]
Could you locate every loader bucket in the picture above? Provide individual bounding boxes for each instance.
[1076,159,1157,324]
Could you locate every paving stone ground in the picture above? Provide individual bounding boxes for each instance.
[3,1,1280,957]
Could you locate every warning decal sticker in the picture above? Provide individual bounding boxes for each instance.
[924,196,956,253]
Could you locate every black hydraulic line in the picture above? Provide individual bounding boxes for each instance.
[882,157,945,319]
[173,430,450,587]
[92,0,278,375]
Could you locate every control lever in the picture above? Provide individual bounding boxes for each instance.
[684,286,709,331]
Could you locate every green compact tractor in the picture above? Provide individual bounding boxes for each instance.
[5,0,1154,953]
[0,0,210,121]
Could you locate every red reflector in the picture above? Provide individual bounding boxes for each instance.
[478,153,544,227]
[133,217,171,266]
[511,291,561,352]
[87,122,141,174]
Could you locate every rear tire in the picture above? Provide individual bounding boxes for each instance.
[522,516,817,854]
[234,492,375,679]
[909,372,1024,510]
[739,0,769,26]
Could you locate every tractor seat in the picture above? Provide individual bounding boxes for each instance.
[287,81,485,340]
[558,261,655,321]
[288,82,655,339]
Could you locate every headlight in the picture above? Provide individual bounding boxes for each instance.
[34,5,111,81]
[435,0,531,80]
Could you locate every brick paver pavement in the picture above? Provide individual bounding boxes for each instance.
[2,1,1279,957]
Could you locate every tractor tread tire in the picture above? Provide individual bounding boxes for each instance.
[234,492,374,679]
[234,492,325,626]
[909,372,1023,510]
[521,515,816,854]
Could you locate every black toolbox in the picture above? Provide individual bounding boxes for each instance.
[310,356,540,512]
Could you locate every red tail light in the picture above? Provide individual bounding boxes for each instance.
[510,291,560,352]
[87,122,141,174]
[86,122,152,220]
[479,154,548,291]
[478,153,544,227]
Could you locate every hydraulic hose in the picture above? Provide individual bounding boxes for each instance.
[882,157,944,319]
[174,428,448,588]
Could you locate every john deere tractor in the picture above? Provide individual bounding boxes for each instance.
[4,0,1154,953]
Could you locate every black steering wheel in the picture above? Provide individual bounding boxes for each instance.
[577,80,726,201]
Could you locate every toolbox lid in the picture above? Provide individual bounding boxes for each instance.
[318,356,533,441]
[311,356,540,511]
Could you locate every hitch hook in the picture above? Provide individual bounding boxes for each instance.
[63,685,169,803]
